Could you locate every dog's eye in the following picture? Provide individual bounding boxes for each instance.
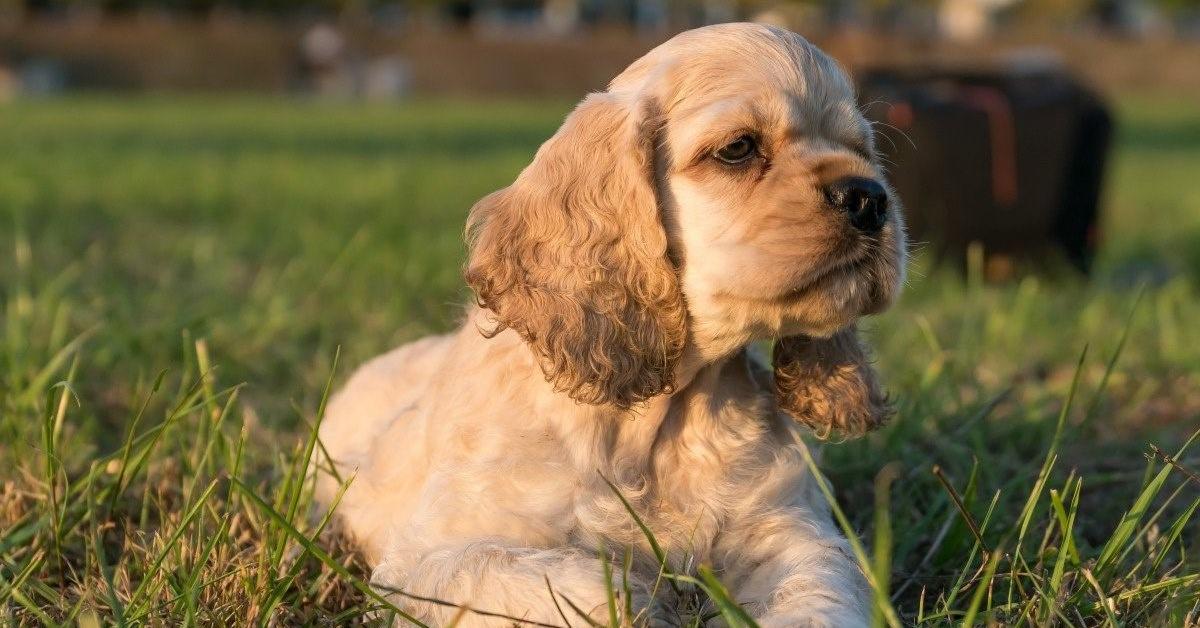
[714,135,757,164]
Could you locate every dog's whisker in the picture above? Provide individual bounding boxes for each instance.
[869,119,919,152]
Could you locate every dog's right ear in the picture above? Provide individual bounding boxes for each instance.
[773,327,892,439]
[464,93,686,409]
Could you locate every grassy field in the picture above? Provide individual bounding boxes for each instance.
[1,94,1199,626]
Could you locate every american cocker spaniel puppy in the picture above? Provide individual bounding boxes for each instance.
[316,22,906,627]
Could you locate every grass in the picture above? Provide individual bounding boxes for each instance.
[2,92,1199,625]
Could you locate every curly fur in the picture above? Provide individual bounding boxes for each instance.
[464,94,686,408]
[315,23,907,627]
[773,328,894,439]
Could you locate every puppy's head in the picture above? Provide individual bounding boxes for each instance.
[466,23,905,434]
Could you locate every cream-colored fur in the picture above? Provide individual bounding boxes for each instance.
[316,23,906,627]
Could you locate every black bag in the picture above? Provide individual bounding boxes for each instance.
[859,66,1113,274]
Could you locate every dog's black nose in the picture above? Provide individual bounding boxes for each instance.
[824,176,888,234]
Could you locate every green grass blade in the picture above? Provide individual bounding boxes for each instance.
[599,473,681,597]
[1081,568,1120,627]
[696,565,759,628]
[600,546,619,627]
[1150,496,1200,574]
[959,544,1003,628]
[259,472,355,624]
[872,464,898,628]
[284,346,340,530]
[90,527,128,627]
[1095,428,1200,578]
[1044,479,1081,621]
[228,477,428,627]
[797,440,903,628]
[1082,285,1145,426]
[128,478,221,606]
[621,547,634,626]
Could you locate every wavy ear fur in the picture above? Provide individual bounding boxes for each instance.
[773,327,892,439]
[464,93,686,409]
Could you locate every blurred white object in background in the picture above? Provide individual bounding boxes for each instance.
[362,54,411,101]
[302,23,345,69]
[543,0,581,35]
[939,0,1019,41]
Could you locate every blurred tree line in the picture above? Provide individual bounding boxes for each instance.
[4,0,1199,17]
[7,0,367,13]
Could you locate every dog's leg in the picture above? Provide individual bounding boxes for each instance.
[715,509,871,628]
[371,541,667,627]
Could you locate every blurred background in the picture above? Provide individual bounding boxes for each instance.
[5,0,1196,417]
[3,0,1198,359]
[1,0,1200,98]
[2,1,1199,623]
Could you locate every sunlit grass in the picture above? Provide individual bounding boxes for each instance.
[2,95,1198,625]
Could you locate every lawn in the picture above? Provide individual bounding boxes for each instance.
[1,94,1198,625]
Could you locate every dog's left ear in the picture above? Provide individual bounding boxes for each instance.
[772,326,892,439]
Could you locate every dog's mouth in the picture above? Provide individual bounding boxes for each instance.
[779,230,902,312]
[787,238,879,296]
[708,218,904,323]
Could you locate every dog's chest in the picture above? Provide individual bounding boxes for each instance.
[422,358,780,561]
[567,414,774,565]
